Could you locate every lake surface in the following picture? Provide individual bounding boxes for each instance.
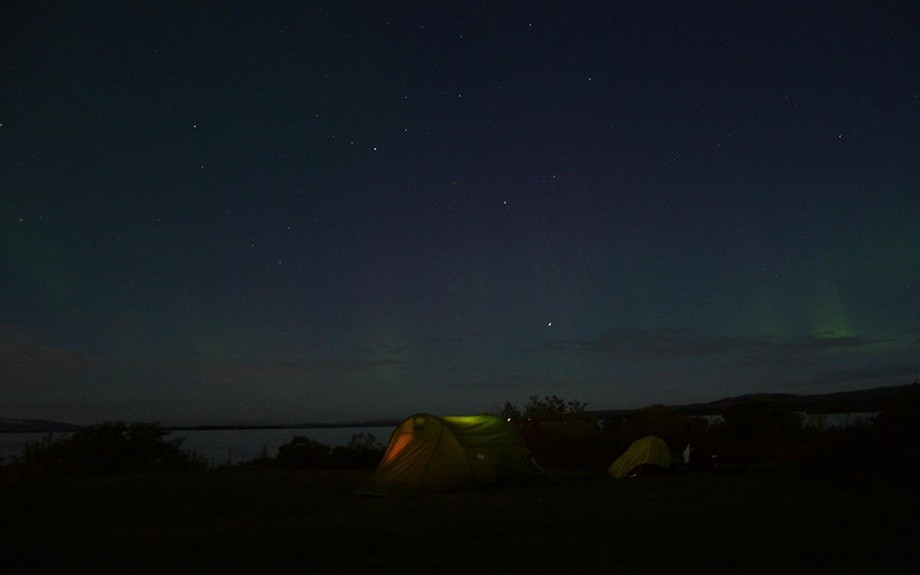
[0,426,395,466]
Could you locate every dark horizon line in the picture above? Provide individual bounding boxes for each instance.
[2,381,914,434]
[163,420,403,432]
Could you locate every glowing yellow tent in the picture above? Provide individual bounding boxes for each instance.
[608,436,672,479]
[357,413,537,494]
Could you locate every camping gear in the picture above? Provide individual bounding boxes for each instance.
[608,436,672,479]
[357,413,537,494]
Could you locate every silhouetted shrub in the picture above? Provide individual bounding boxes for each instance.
[276,435,331,470]
[330,433,385,468]
[4,422,203,480]
[722,400,802,438]
[715,400,803,462]
[871,382,920,476]
[275,433,385,470]
[498,395,610,470]
[874,383,919,443]
[610,405,690,454]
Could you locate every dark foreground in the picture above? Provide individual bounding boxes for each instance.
[2,466,916,574]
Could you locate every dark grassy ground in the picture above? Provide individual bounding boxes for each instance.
[2,465,916,574]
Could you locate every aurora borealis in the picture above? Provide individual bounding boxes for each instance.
[2,2,918,425]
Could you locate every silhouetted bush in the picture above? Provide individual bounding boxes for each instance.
[275,433,384,470]
[4,422,204,480]
[874,383,919,446]
[870,382,919,479]
[609,405,690,454]
[330,433,385,468]
[498,395,611,470]
[711,399,803,462]
[276,435,331,470]
[722,399,802,439]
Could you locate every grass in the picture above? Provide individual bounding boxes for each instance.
[2,465,916,574]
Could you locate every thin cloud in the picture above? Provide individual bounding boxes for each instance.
[0,339,112,389]
[544,328,770,360]
[783,334,884,352]
[350,344,407,355]
[424,330,493,346]
[544,328,888,362]
[458,374,580,391]
[0,324,48,347]
[458,374,530,390]
[806,362,920,387]
[182,358,407,382]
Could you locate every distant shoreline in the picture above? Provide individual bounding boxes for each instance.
[162,421,401,432]
[0,420,401,434]
[2,382,913,434]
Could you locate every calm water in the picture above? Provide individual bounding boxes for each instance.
[0,426,394,466]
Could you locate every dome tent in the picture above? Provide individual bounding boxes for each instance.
[608,436,672,479]
[357,413,538,494]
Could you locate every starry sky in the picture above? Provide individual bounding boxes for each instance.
[2,1,919,425]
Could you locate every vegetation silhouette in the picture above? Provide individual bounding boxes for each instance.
[4,384,916,573]
[4,421,204,480]
[275,433,384,470]
[493,382,919,486]
[2,382,916,487]
[3,384,916,573]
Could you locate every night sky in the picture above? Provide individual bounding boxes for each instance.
[2,2,918,425]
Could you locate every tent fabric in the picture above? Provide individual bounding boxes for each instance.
[357,413,535,494]
[608,436,672,479]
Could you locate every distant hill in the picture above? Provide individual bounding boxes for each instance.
[594,383,913,419]
[674,384,909,415]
